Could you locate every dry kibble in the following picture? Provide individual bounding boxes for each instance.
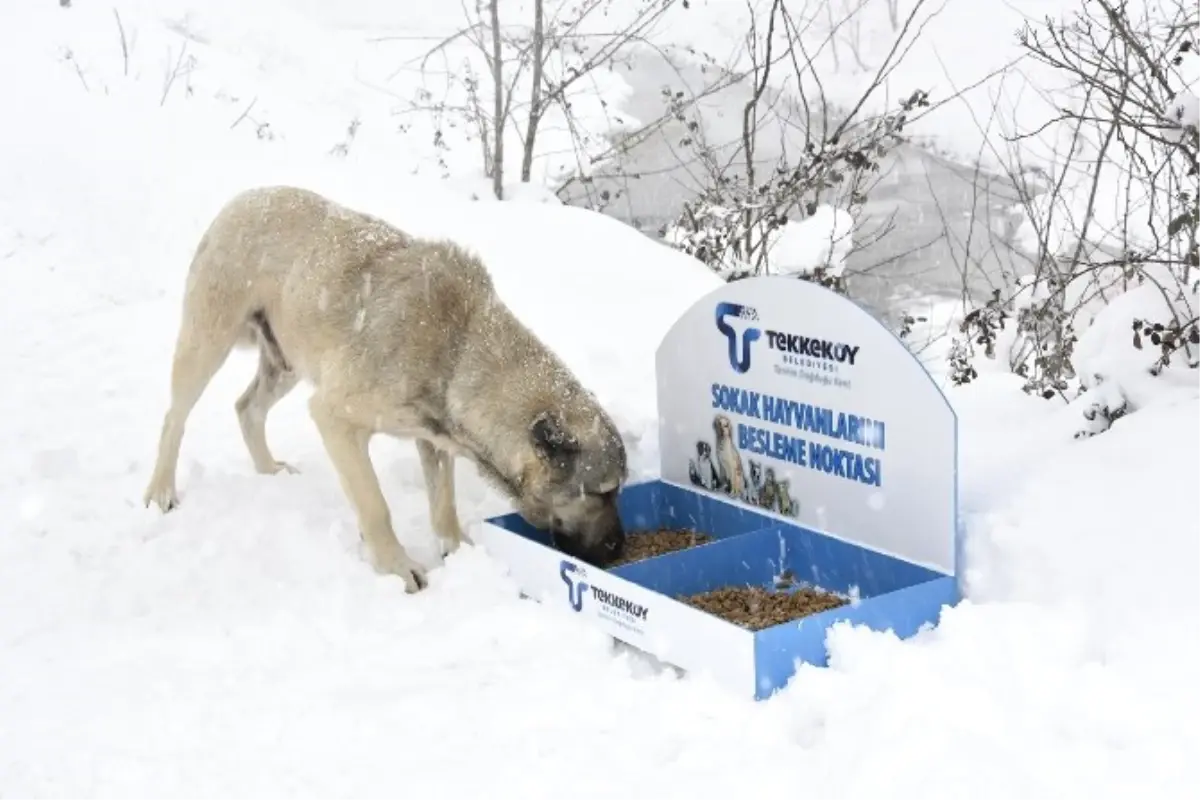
[679,584,848,631]
[607,528,714,567]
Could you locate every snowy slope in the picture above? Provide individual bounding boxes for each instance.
[2,2,1198,798]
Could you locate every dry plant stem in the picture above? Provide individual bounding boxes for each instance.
[113,8,129,77]
[229,97,257,130]
[741,0,783,262]
[160,42,190,107]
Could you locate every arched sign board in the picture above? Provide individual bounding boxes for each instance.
[656,275,959,576]
[478,275,961,701]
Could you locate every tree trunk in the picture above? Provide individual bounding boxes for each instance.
[489,0,505,199]
[520,0,545,182]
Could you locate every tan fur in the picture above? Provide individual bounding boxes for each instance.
[143,185,628,592]
[712,414,745,498]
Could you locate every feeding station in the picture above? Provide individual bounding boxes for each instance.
[475,275,962,700]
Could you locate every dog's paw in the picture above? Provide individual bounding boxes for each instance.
[371,549,429,593]
[143,480,179,514]
[398,563,430,594]
[439,526,475,557]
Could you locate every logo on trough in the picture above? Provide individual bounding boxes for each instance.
[559,560,651,624]
[560,560,589,612]
[715,301,762,374]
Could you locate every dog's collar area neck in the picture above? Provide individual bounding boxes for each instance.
[473,452,522,500]
[450,420,524,501]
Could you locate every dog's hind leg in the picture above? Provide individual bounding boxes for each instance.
[143,318,241,513]
[235,322,300,476]
[308,396,428,593]
[415,439,467,557]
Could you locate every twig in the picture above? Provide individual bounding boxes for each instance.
[113,9,129,77]
[230,97,258,129]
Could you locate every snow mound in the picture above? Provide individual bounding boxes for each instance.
[766,205,855,277]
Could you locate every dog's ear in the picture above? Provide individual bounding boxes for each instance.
[531,410,579,459]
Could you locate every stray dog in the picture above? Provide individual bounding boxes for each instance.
[143,185,628,592]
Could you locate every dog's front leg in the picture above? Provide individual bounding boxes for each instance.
[415,439,468,557]
[308,397,428,593]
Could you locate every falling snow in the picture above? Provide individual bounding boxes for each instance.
[0,0,1196,798]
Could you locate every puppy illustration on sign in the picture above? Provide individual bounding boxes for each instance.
[687,413,799,517]
[687,441,720,491]
[712,414,745,498]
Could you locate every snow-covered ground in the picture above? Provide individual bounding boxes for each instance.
[2,1,1197,797]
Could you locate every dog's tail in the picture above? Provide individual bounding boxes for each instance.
[242,308,292,373]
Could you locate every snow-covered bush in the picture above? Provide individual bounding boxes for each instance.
[949,0,1199,434]
[655,0,935,298]
[662,199,855,288]
[659,85,927,291]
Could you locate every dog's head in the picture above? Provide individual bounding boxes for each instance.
[764,467,776,485]
[696,440,711,459]
[518,408,627,567]
[713,414,734,442]
[749,459,762,484]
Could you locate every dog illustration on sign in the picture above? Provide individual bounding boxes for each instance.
[687,440,720,491]
[712,414,745,498]
[687,413,799,517]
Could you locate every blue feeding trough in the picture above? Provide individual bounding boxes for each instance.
[475,276,961,700]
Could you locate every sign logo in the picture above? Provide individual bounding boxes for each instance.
[560,560,589,612]
[558,559,651,631]
[715,301,762,374]
[715,299,864,388]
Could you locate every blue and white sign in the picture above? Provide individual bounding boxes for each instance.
[655,276,958,575]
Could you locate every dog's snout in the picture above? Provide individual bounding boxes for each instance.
[554,535,624,568]
[600,527,625,562]
[551,516,626,568]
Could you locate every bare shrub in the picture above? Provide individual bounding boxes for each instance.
[656,0,943,298]
[395,0,681,198]
[946,0,1198,424]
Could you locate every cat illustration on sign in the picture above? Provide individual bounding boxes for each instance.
[686,413,799,518]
